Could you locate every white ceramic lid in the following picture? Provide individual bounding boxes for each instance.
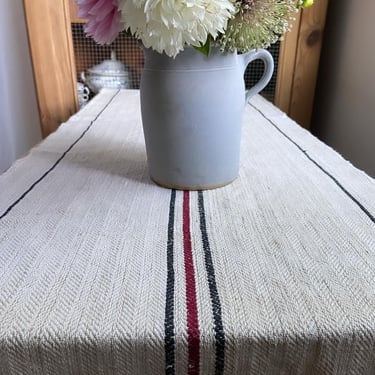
[87,51,129,77]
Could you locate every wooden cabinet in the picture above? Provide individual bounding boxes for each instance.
[24,0,328,136]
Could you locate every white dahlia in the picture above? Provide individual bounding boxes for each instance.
[120,0,236,57]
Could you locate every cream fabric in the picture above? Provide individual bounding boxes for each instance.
[0,89,374,374]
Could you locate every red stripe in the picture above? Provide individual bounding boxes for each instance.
[183,190,200,375]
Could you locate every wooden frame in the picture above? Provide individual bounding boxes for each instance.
[25,0,327,136]
[69,0,85,23]
[275,0,328,128]
[24,0,78,137]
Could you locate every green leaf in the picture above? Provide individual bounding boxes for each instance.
[193,38,211,57]
[123,28,134,38]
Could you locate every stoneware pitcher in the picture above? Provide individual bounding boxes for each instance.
[140,46,274,190]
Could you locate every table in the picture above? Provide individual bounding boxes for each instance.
[0,89,374,375]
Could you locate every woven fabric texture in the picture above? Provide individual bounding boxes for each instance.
[0,89,374,375]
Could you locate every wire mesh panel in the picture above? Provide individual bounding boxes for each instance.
[72,25,143,89]
[244,42,280,102]
[72,23,280,105]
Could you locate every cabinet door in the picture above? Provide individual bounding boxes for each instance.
[26,0,327,134]
[24,0,77,137]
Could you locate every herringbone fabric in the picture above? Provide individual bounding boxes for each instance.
[0,89,374,374]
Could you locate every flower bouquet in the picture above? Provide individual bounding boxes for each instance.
[76,0,313,57]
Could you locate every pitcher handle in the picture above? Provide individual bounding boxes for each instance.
[240,49,274,103]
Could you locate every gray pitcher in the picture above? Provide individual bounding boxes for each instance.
[140,46,274,190]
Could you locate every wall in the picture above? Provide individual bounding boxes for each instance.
[0,1,42,174]
[312,0,375,177]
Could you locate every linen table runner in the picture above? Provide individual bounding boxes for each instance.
[0,89,374,374]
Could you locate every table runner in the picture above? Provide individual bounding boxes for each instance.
[0,89,374,374]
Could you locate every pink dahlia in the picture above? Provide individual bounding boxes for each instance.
[76,0,124,44]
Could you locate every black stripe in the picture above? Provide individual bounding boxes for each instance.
[0,90,120,221]
[198,191,225,375]
[251,104,375,223]
[165,189,176,375]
